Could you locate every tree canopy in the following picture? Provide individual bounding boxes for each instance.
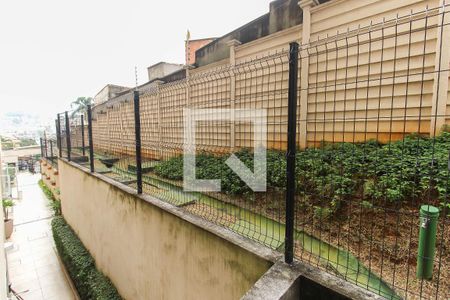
[71,97,93,117]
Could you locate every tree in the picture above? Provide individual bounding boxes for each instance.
[70,97,93,117]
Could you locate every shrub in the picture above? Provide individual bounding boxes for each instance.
[313,206,333,220]
[39,179,55,200]
[154,155,183,180]
[364,133,450,206]
[360,200,373,210]
[48,199,61,216]
[52,216,122,300]
[38,179,61,216]
[155,149,260,195]
[153,133,450,212]
[2,199,15,220]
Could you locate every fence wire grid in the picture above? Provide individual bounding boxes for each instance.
[52,5,450,300]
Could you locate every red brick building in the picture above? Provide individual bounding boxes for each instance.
[185,37,215,66]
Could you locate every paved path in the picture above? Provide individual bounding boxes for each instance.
[6,172,76,300]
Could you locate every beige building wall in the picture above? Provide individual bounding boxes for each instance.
[58,160,272,300]
[40,159,60,200]
[147,63,184,81]
[305,0,443,144]
[92,100,136,157]
[93,85,130,105]
[89,0,448,157]
[69,125,89,153]
[2,146,41,164]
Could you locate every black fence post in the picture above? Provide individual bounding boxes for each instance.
[55,119,60,157]
[285,42,299,264]
[50,140,54,161]
[65,111,71,161]
[87,105,95,173]
[44,134,48,159]
[57,114,62,157]
[81,114,86,156]
[134,90,143,194]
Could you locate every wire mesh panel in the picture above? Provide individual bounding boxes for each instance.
[235,53,290,150]
[91,98,137,185]
[69,112,89,164]
[40,135,58,170]
[58,113,68,159]
[133,53,290,250]
[141,86,161,160]
[46,139,58,168]
[57,4,450,299]
[190,65,232,153]
[294,6,449,300]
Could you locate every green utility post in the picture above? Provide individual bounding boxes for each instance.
[416,205,439,280]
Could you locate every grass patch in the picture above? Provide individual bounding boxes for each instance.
[52,216,122,300]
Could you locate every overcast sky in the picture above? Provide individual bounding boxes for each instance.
[0,0,269,124]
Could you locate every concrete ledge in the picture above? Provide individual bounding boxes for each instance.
[242,260,387,300]
[59,158,281,264]
[59,158,278,299]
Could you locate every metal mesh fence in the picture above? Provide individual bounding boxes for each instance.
[69,113,88,163]
[91,97,137,184]
[58,113,68,159]
[52,5,449,299]
[136,53,291,249]
[40,137,58,168]
[293,7,449,300]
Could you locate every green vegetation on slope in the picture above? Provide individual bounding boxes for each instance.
[155,133,450,215]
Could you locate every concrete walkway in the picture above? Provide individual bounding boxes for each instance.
[6,172,77,300]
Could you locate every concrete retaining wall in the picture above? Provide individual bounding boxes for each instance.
[58,159,274,300]
[40,159,60,200]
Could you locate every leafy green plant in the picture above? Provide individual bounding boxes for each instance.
[38,179,61,215]
[48,199,61,216]
[2,199,14,220]
[71,97,93,117]
[154,132,450,214]
[39,179,55,201]
[360,200,373,210]
[313,206,333,220]
[52,217,122,300]
[154,156,183,180]
[440,201,450,217]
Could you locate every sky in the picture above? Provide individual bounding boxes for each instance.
[0,0,270,126]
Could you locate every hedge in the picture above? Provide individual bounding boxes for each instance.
[154,133,450,213]
[38,179,61,216]
[51,216,122,300]
[38,179,55,200]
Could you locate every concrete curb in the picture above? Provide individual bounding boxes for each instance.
[53,246,81,300]
[242,260,388,300]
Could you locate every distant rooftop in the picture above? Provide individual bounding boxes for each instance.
[194,0,330,67]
